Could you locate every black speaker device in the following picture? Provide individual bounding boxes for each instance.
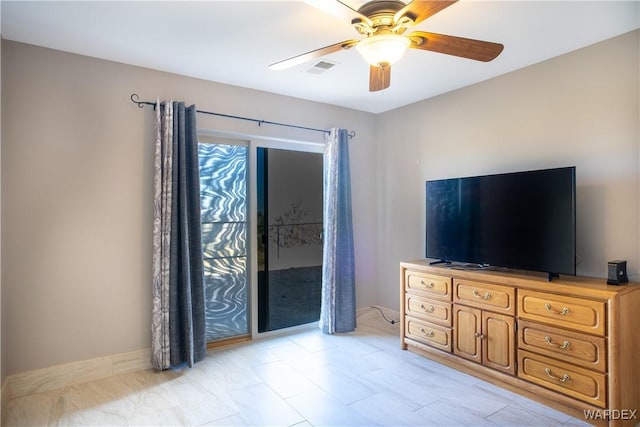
[607,260,628,285]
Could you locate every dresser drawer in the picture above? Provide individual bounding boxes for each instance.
[518,320,606,372]
[406,294,452,326]
[405,271,452,301]
[518,350,606,408]
[518,290,606,335]
[453,279,516,315]
[405,317,452,352]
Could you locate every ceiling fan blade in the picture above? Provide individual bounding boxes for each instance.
[303,1,372,27]
[394,1,458,27]
[270,40,359,70]
[336,0,374,27]
[369,65,391,92]
[408,31,504,62]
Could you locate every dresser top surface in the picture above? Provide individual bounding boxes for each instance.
[402,259,639,298]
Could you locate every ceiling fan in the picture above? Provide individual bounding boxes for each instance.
[269,0,504,92]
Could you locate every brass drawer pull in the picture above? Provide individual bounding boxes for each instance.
[473,289,491,300]
[544,335,570,349]
[544,367,570,383]
[421,280,435,289]
[544,303,570,316]
[419,328,435,337]
[420,304,435,313]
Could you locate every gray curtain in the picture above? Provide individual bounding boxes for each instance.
[320,128,356,334]
[151,100,206,370]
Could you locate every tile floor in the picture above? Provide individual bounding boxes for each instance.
[5,309,591,426]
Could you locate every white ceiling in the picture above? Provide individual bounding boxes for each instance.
[1,1,638,114]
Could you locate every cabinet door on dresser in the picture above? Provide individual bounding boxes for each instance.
[453,305,482,363]
[454,305,516,375]
[482,311,516,375]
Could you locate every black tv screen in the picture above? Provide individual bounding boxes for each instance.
[425,167,576,277]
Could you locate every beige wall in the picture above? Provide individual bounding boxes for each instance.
[376,30,640,308]
[1,41,378,376]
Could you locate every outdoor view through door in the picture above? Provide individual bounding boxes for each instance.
[257,148,324,332]
[199,142,249,342]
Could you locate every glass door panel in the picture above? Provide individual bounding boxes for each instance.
[199,143,249,341]
[257,148,323,332]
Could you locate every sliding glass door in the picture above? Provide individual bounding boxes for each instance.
[198,136,324,339]
[256,148,324,332]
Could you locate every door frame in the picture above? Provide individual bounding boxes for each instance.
[198,128,325,340]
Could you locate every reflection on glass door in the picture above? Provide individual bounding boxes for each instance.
[198,142,249,341]
[257,148,323,332]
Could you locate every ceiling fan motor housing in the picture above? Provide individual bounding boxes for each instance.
[358,0,406,17]
[353,0,414,35]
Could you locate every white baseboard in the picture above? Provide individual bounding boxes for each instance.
[1,376,8,426]
[6,348,151,400]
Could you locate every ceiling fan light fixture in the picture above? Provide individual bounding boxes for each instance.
[356,34,410,67]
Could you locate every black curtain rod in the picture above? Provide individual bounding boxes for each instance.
[130,94,355,138]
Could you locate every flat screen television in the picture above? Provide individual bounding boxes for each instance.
[425,167,576,280]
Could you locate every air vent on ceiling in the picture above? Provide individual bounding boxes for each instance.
[305,60,337,74]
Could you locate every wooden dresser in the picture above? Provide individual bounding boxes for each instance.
[400,260,640,426]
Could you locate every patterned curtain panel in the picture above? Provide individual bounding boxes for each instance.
[151,100,206,370]
[320,128,356,334]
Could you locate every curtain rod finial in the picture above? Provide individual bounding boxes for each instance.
[130,93,144,108]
